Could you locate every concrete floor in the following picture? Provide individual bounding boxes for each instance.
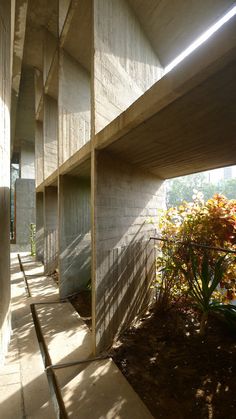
[0,251,55,418]
[0,250,154,418]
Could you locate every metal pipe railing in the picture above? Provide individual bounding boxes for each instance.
[150,236,236,254]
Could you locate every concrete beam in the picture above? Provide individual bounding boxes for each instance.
[12,0,28,95]
[94,17,236,178]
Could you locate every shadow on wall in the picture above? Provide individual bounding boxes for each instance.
[94,150,165,352]
[96,223,157,352]
[60,233,91,297]
[44,229,58,275]
[0,186,11,364]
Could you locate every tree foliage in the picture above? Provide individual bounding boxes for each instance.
[167,174,236,208]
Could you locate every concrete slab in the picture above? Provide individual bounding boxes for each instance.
[0,336,22,419]
[35,302,92,387]
[23,260,59,300]
[6,252,56,419]
[7,252,154,418]
[56,358,153,419]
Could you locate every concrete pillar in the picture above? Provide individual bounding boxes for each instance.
[59,175,91,298]
[92,151,165,353]
[0,0,12,365]
[36,192,44,262]
[20,142,35,178]
[44,186,58,274]
[15,178,36,247]
[14,68,36,247]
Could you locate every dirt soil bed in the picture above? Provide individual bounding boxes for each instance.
[69,291,92,329]
[110,305,236,419]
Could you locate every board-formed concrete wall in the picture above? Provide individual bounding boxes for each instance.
[20,142,35,179]
[36,192,44,262]
[15,178,36,246]
[59,175,91,298]
[93,151,165,352]
[35,121,44,186]
[0,0,12,365]
[44,186,58,274]
[44,95,58,178]
[58,50,91,165]
[93,0,163,133]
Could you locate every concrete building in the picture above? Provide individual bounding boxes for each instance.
[1,0,236,362]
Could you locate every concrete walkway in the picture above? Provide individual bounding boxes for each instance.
[0,252,153,418]
[0,252,55,418]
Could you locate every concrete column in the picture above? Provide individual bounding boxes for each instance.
[44,186,58,274]
[36,192,44,262]
[92,151,165,353]
[20,142,35,179]
[0,0,12,365]
[14,68,36,247]
[15,178,36,247]
[59,175,91,298]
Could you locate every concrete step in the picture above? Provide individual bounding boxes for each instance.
[54,357,154,419]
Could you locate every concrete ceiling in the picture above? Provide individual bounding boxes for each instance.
[95,16,236,179]
[61,0,92,72]
[22,0,58,70]
[128,0,235,67]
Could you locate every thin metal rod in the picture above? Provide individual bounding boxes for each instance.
[45,355,109,371]
[150,237,236,254]
[32,300,68,305]
[30,304,68,418]
[17,254,31,297]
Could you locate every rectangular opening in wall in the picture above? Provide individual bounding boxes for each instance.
[59,158,91,305]
[59,0,92,164]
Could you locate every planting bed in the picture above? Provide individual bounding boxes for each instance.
[111,305,236,419]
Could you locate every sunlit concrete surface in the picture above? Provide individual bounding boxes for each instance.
[0,250,153,418]
[0,252,55,419]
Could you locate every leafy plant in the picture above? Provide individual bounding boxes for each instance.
[156,194,236,331]
[179,248,230,334]
[30,223,36,256]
